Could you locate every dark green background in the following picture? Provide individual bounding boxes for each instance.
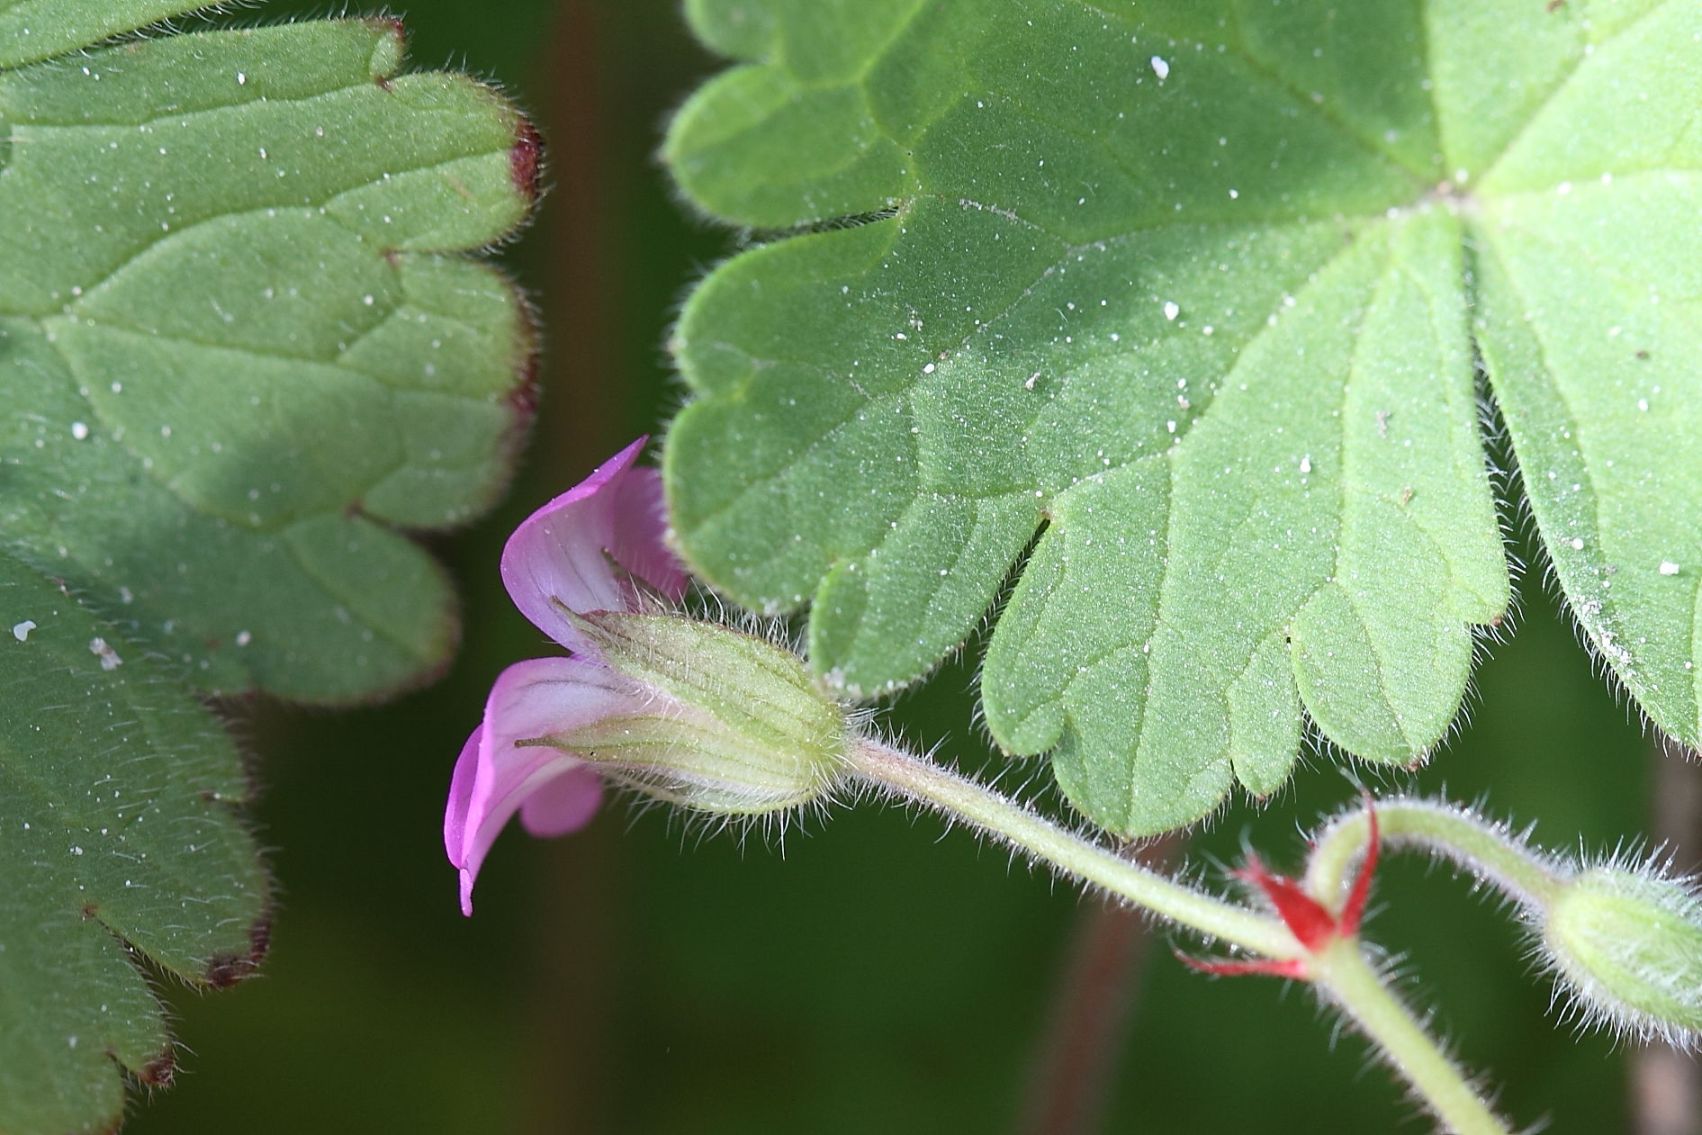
[127,3,1689,1132]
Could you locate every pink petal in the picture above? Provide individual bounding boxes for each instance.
[444,655,644,916]
[500,437,689,655]
[608,463,691,602]
[443,724,484,867]
[519,766,604,838]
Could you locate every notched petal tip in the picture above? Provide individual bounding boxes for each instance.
[444,724,482,860]
[499,437,688,652]
[450,439,699,915]
[446,657,644,915]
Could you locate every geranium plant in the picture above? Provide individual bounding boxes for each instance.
[4,1,1700,1133]
[451,435,1700,1135]
[445,1,1702,1130]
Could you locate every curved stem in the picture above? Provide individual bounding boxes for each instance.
[1312,943,1511,1135]
[847,737,1298,958]
[1305,797,1567,912]
[847,740,1516,1134]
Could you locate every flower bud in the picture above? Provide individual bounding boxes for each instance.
[1541,866,1702,1045]
[554,611,850,815]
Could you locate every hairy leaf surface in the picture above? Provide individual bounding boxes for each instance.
[664,0,1700,834]
[0,551,266,1133]
[0,10,537,1128]
[0,1,216,68]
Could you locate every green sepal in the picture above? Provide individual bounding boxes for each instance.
[564,612,850,813]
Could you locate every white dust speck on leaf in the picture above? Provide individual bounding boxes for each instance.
[70,421,89,440]
[1570,537,1585,551]
[1299,454,1312,475]
[1150,56,1170,81]
[88,638,122,671]
[1658,560,1680,576]
[1162,300,1180,321]
[235,630,253,647]
[11,621,35,643]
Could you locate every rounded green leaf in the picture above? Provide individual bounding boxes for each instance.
[661,0,1702,836]
[0,549,266,1134]
[0,1,218,68]
[1468,0,1702,751]
[1,7,540,1128]
[1,16,539,701]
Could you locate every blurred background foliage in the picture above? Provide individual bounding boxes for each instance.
[127,2,1693,1132]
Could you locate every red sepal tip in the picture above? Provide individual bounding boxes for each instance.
[1232,854,1339,953]
[1178,797,1383,982]
[1173,948,1309,981]
[1338,793,1381,938]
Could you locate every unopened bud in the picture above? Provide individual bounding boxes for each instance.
[1541,866,1702,1045]
[556,611,850,815]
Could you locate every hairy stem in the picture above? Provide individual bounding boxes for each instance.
[1312,943,1512,1135]
[1305,797,1567,911]
[847,737,1296,957]
[847,739,1516,1134]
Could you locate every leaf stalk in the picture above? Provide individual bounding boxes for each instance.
[1311,942,1511,1135]
[846,738,1514,1135]
[848,737,1296,957]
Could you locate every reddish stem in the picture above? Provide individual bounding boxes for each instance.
[1018,836,1179,1135]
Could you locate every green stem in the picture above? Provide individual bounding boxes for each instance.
[1305,798,1567,911]
[847,737,1298,959]
[1312,943,1512,1135]
[847,740,1516,1134]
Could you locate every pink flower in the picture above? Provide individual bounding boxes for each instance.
[444,438,688,915]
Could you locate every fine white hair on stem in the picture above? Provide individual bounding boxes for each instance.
[1310,794,1702,1052]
